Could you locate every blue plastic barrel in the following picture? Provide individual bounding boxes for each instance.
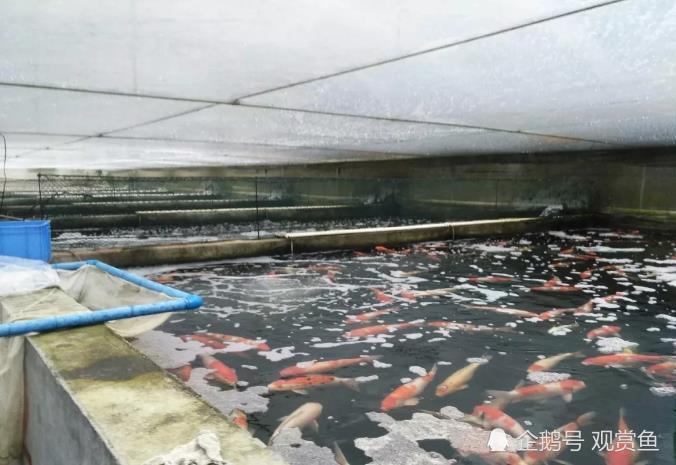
[0,220,52,261]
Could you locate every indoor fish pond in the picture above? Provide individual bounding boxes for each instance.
[132,228,676,465]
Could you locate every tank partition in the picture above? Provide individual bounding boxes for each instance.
[50,215,596,268]
[0,260,202,337]
[23,323,287,465]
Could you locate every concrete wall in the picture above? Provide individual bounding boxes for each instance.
[23,325,287,465]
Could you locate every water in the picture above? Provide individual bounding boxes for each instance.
[133,228,675,465]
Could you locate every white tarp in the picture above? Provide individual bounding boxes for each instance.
[0,261,175,465]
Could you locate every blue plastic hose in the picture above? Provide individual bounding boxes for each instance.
[0,260,202,337]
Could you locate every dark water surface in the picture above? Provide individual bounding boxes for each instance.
[133,228,675,465]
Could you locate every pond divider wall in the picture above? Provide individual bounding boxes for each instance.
[52,215,596,268]
[23,325,287,465]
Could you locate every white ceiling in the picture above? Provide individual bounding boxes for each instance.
[0,0,674,174]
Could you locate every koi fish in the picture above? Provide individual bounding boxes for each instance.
[487,379,586,404]
[381,364,437,411]
[475,452,530,465]
[537,307,577,321]
[531,277,581,293]
[202,332,270,351]
[269,402,322,445]
[333,442,350,465]
[435,357,490,397]
[603,409,640,465]
[168,364,192,382]
[344,322,419,338]
[461,405,525,438]
[308,264,343,273]
[200,354,238,386]
[586,325,622,340]
[410,287,458,298]
[524,412,595,464]
[582,353,669,368]
[345,308,394,323]
[644,361,676,381]
[467,275,514,284]
[228,409,248,431]
[580,269,593,279]
[374,245,398,254]
[370,288,394,303]
[280,356,381,377]
[427,321,513,333]
[466,305,539,319]
[181,334,226,350]
[398,290,417,301]
[528,352,583,372]
[267,374,360,393]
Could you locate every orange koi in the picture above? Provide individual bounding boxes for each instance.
[580,269,593,279]
[267,374,360,392]
[586,325,621,340]
[374,245,398,254]
[604,409,640,465]
[370,288,394,303]
[228,409,248,430]
[200,354,238,386]
[280,356,381,377]
[582,353,668,368]
[345,308,394,323]
[344,322,419,338]
[380,365,437,411]
[644,361,676,381]
[168,364,192,382]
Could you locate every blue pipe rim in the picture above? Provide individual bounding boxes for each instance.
[0,260,202,337]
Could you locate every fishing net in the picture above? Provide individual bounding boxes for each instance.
[0,259,174,465]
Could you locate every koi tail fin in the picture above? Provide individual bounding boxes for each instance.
[342,379,361,392]
[486,389,513,406]
[576,411,596,427]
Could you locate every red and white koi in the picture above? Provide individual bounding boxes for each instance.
[202,332,270,351]
[427,321,513,333]
[181,334,227,349]
[279,356,381,377]
[344,322,420,338]
[200,354,238,386]
[487,379,586,404]
[524,412,595,464]
[461,405,526,438]
[531,277,582,293]
[381,365,437,411]
[267,375,360,393]
[466,305,539,319]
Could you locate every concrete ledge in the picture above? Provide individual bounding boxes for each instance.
[24,325,287,465]
[53,216,595,267]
